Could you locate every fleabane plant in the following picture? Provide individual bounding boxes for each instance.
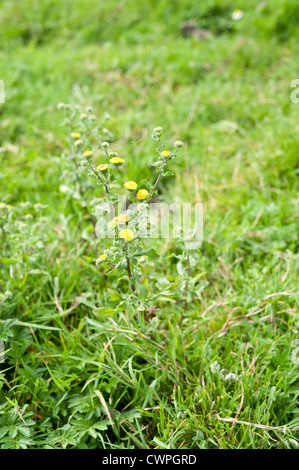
[78,126,184,314]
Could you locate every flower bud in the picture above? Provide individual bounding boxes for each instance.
[153,126,163,136]
[174,140,184,148]
[84,150,93,160]
[101,141,109,149]
[74,139,83,148]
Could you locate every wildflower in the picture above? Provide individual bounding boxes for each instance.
[119,229,134,241]
[124,181,137,190]
[74,139,83,148]
[110,157,125,164]
[117,214,130,224]
[84,150,93,157]
[96,164,109,171]
[109,219,118,229]
[96,254,107,265]
[153,126,163,136]
[101,142,109,148]
[161,150,171,158]
[232,9,243,20]
[71,132,81,138]
[137,189,148,200]
[0,202,6,208]
[174,140,184,148]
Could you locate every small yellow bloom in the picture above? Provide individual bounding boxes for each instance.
[109,219,118,229]
[124,181,137,190]
[99,254,107,261]
[84,150,92,157]
[137,189,148,200]
[110,157,125,164]
[96,164,109,171]
[119,229,134,241]
[161,151,170,158]
[117,214,130,224]
[71,132,81,138]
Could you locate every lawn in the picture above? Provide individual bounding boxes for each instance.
[0,0,298,449]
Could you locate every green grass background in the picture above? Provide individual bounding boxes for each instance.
[0,0,298,448]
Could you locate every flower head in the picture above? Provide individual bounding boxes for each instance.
[174,140,184,148]
[110,157,125,165]
[153,126,163,136]
[97,164,109,171]
[117,214,130,224]
[124,181,137,190]
[71,132,81,138]
[109,219,118,229]
[119,229,134,242]
[161,150,171,158]
[232,9,243,20]
[84,150,93,158]
[74,139,83,148]
[99,254,107,261]
[137,189,148,200]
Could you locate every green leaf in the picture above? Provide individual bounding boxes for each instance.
[93,307,116,316]
[134,248,158,259]
[0,258,17,265]
[106,268,118,276]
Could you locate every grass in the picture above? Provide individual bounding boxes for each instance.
[0,0,298,449]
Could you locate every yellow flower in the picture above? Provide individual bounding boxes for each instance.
[109,219,118,229]
[124,181,137,190]
[119,229,134,241]
[110,157,125,164]
[117,214,130,224]
[0,202,6,208]
[99,254,107,261]
[161,151,170,158]
[96,164,109,171]
[137,189,148,200]
[71,132,81,138]
[84,150,93,157]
